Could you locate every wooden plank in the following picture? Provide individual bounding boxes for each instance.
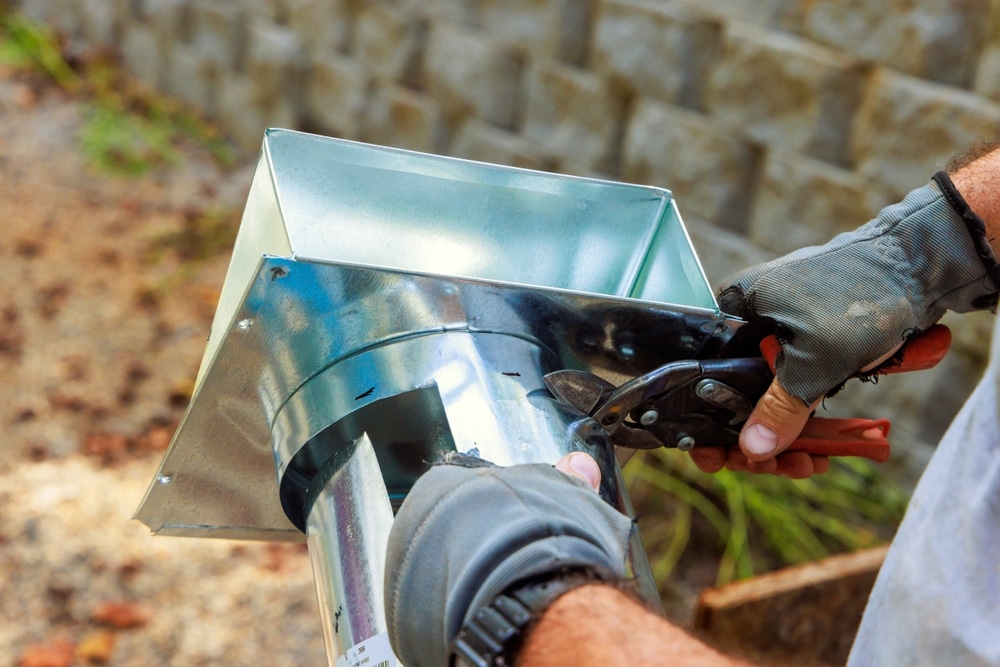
[693,545,889,667]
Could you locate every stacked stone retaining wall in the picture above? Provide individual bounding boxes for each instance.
[15,0,1000,482]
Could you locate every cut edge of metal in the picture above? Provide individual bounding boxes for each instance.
[148,524,305,542]
[264,128,678,199]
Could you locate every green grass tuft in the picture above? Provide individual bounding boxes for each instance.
[79,101,181,175]
[0,11,80,90]
[624,448,908,592]
[0,11,235,175]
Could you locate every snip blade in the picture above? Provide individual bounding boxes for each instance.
[543,370,616,415]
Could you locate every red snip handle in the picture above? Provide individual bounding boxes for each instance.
[757,325,951,463]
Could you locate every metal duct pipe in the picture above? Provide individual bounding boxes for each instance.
[286,332,659,665]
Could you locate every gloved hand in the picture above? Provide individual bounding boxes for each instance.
[708,172,999,474]
[383,453,633,667]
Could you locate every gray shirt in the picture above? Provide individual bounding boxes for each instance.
[849,320,1000,665]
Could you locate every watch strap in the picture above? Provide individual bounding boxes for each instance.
[451,569,598,667]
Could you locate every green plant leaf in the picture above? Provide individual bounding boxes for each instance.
[625,446,908,591]
[0,12,80,90]
[1,10,236,176]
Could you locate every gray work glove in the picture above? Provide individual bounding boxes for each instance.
[383,454,633,667]
[717,172,999,405]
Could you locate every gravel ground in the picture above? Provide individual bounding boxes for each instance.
[0,67,326,666]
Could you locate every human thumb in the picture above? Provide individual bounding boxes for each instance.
[739,377,816,461]
[553,452,601,492]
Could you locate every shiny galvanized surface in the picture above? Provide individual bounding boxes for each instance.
[306,434,395,665]
[135,131,736,540]
[273,333,588,523]
[135,257,736,539]
[302,332,662,666]
[196,129,717,387]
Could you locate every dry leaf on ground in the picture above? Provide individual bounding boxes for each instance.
[91,601,150,629]
[77,630,116,663]
[18,638,75,667]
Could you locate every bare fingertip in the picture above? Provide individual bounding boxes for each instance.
[743,423,779,457]
[689,448,725,474]
[555,452,601,491]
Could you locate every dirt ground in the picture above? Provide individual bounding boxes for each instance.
[0,67,328,665]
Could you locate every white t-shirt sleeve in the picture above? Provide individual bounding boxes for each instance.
[849,320,1000,666]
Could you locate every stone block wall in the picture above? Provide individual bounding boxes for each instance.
[15,0,1000,482]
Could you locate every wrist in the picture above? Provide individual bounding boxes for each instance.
[518,584,753,667]
[874,178,998,320]
[931,171,1000,302]
[947,143,1000,260]
[451,567,618,667]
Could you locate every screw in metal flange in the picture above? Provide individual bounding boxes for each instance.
[237,318,252,331]
[639,409,659,426]
[676,433,696,451]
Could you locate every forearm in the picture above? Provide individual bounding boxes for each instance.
[947,142,1000,258]
[519,584,752,667]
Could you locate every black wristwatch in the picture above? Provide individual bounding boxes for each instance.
[450,569,596,667]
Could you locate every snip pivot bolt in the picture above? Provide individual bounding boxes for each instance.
[676,433,696,451]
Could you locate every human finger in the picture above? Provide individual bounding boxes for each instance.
[718,448,829,478]
[553,451,601,491]
[740,377,819,462]
[689,447,726,473]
